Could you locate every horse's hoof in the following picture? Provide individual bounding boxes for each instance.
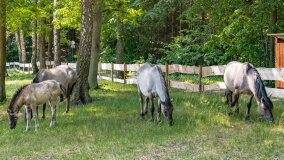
[42,116,45,119]
[64,110,69,114]
[235,109,239,114]
[245,116,250,121]
[150,118,154,122]
[228,112,233,116]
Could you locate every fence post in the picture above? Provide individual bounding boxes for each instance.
[111,62,114,82]
[165,62,169,87]
[98,62,102,79]
[13,62,15,71]
[29,63,31,74]
[199,66,203,93]
[124,63,126,85]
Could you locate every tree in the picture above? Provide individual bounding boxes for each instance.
[269,0,277,64]
[48,17,53,61]
[39,1,46,69]
[0,0,6,101]
[31,0,39,74]
[53,0,61,66]
[20,29,27,63]
[72,0,93,104]
[88,0,103,89]
[14,29,22,62]
[115,16,124,77]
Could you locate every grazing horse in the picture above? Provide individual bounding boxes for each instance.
[32,65,77,119]
[7,80,66,131]
[137,63,174,126]
[224,61,274,122]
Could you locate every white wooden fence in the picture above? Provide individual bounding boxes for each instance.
[6,62,284,99]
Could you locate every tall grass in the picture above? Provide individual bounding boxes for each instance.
[0,73,283,159]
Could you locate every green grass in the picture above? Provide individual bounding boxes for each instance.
[168,73,224,85]
[0,73,284,159]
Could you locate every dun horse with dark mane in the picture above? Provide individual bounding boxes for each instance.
[224,61,274,122]
[32,65,77,119]
[7,80,66,131]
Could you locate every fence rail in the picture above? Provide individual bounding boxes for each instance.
[6,62,284,99]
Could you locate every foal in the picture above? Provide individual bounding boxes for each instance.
[7,80,66,131]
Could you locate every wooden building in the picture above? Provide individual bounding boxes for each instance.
[268,33,284,88]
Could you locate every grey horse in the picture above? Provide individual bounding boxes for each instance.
[137,63,174,126]
[7,80,66,131]
[32,65,77,119]
[224,61,274,122]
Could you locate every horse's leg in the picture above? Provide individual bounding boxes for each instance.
[150,96,154,122]
[228,92,239,115]
[49,100,57,128]
[25,106,31,131]
[65,96,70,114]
[31,105,39,131]
[42,103,46,119]
[138,88,144,118]
[245,95,253,121]
[143,97,149,116]
[226,90,233,105]
[60,94,64,102]
[157,99,161,124]
[235,98,239,114]
[24,106,27,123]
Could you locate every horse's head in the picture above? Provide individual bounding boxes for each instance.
[258,98,274,123]
[7,107,19,129]
[161,98,174,126]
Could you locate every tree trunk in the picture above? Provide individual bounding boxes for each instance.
[39,4,46,69]
[88,0,103,89]
[15,30,22,63]
[20,29,27,63]
[116,16,124,78]
[72,0,93,104]
[53,0,61,66]
[269,6,277,65]
[48,17,53,62]
[0,0,6,101]
[32,0,39,74]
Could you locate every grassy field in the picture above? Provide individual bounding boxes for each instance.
[0,72,284,159]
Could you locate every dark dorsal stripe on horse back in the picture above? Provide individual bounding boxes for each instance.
[156,66,171,106]
[245,62,253,74]
[8,85,29,111]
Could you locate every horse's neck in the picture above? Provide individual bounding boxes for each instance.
[155,78,169,102]
[14,97,24,112]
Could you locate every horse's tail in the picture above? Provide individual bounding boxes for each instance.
[68,81,77,98]
[59,84,67,97]
[32,70,43,83]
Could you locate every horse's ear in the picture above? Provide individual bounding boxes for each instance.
[171,98,174,102]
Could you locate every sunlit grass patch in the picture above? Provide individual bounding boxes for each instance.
[0,73,283,159]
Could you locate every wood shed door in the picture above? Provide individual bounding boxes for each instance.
[275,41,284,88]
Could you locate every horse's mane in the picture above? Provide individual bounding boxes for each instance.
[156,66,172,106]
[246,63,273,109]
[32,69,44,83]
[8,85,29,111]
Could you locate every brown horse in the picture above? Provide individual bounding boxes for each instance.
[7,80,66,131]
